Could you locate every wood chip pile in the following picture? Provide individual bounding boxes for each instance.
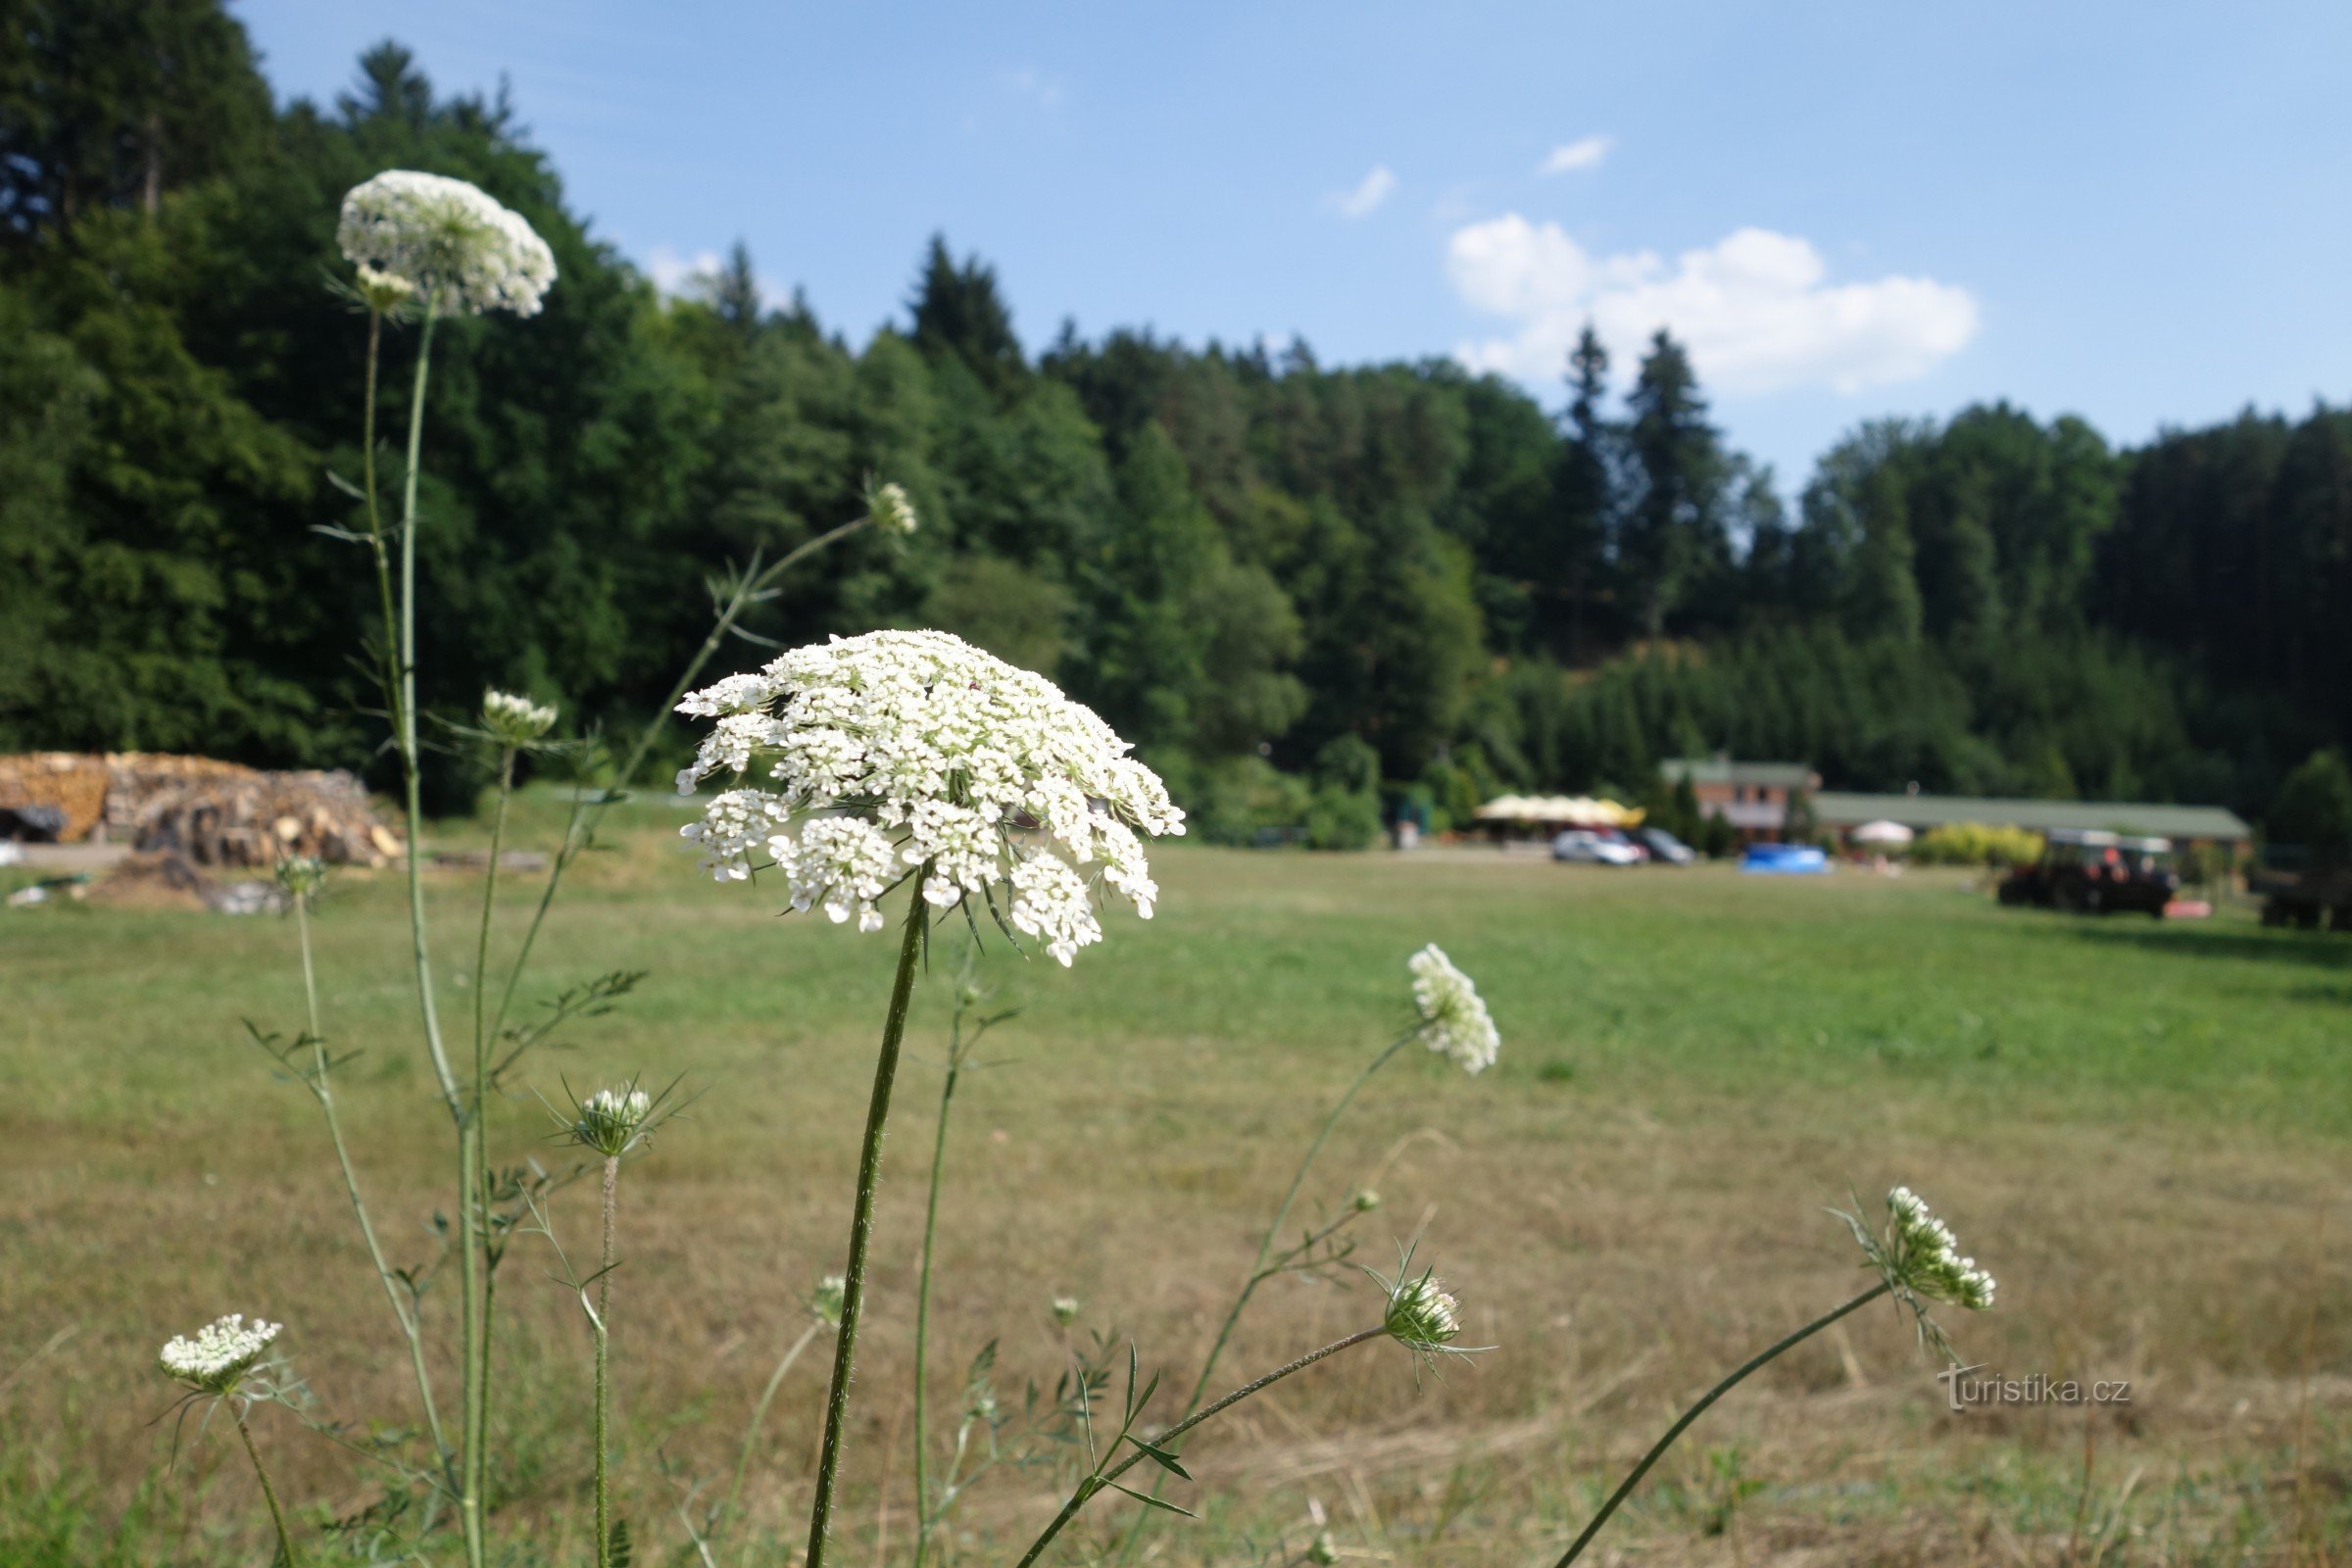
[0,752,401,865]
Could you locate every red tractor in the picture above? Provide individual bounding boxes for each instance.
[1998,830,2179,917]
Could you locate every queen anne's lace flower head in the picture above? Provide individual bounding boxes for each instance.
[811,1275,848,1329]
[1383,1269,1462,1351]
[1881,1186,1997,1310]
[338,171,558,317]
[676,630,1183,964]
[159,1314,281,1395]
[1408,945,1499,1074]
[570,1086,654,1156]
[868,480,919,536]
[1838,1184,1995,1363]
[482,688,559,746]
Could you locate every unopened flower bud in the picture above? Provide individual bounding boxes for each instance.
[1050,1296,1080,1328]
[811,1275,847,1329]
[570,1086,652,1156]
[868,480,919,536]
[482,688,558,746]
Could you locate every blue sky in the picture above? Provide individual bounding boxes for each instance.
[235,1,2352,486]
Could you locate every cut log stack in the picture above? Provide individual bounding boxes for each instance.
[0,752,402,866]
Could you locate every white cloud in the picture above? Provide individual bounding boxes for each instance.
[1006,66,1064,107]
[1446,215,1979,395]
[1538,135,1613,175]
[1326,165,1397,220]
[645,245,783,310]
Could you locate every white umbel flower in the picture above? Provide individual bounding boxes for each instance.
[1408,945,1499,1074]
[159,1314,281,1395]
[338,170,558,318]
[868,480,919,536]
[482,688,558,745]
[1882,1186,1997,1310]
[676,630,1183,964]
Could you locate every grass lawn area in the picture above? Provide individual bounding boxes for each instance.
[4,798,2347,1565]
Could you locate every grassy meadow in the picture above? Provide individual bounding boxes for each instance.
[3,796,2348,1565]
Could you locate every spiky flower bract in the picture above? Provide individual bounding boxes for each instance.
[482,687,559,746]
[676,630,1184,964]
[568,1085,654,1157]
[159,1314,281,1396]
[867,480,919,535]
[337,170,557,317]
[1408,945,1500,1074]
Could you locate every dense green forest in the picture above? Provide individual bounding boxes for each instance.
[5,4,2346,833]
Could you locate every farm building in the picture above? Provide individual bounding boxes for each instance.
[1659,758,1822,836]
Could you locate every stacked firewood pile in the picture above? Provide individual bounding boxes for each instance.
[0,752,402,865]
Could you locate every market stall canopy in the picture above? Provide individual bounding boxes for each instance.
[1474,794,1643,827]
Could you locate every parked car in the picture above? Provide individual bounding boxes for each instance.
[1552,828,1644,866]
[1997,829,2177,916]
[1636,826,1697,865]
[1740,842,1831,874]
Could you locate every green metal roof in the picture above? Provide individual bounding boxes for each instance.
[1660,758,1817,789]
[1812,792,2251,841]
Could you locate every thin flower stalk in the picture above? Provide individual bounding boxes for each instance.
[484,500,907,1056]
[1181,1024,1421,1420]
[281,868,453,1482]
[1549,1284,1889,1567]
[911,973,1010,1568]
[720,1319,823,1550]
[232,1403,299,1568]
[1010,1327,1389,1568]
[593,1152,619,1568]
[803,872,933,1568]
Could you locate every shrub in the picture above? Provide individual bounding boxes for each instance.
[1909,822,2045,866]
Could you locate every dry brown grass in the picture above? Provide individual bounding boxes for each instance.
[3,824,2347,1564]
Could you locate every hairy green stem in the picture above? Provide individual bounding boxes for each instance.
[1550,1284,1891,1567]
[1010,1327,1387,1568]
[383,299,485,1568]
[908,1016,971,1568]
[233,1403,298,1567]
[803,875,932,1568]
[291,893,452,1474]
[594,1153,618,1568]
[721,1322,820,1549]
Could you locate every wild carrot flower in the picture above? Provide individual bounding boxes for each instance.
[273,857,326,904]
[569,1086,654,1157]
[337,170,557,317]
[482,688,559,746]
[354,263,416,313]
[1408,945,1499,1074]
[159,1314,281,1396]
[1050,1296,1081,1328]
[868,480,920,535]
[811,1275,848,1329]
[676,630,1184,964]
[1879,1186,1997,1309]
[1381,1270,1462,1352]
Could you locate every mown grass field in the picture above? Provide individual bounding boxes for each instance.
[4,798,2348,1565]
